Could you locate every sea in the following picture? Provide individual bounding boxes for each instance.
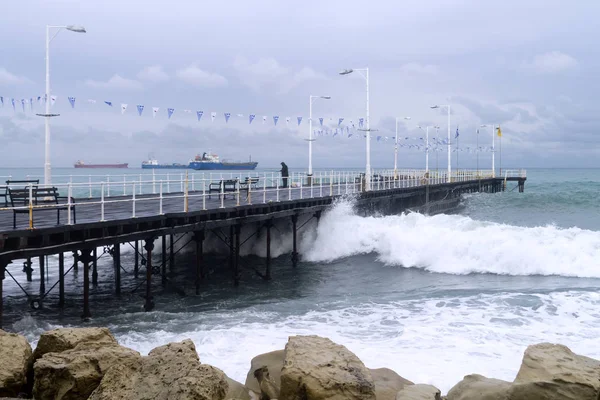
[2,167,600,393]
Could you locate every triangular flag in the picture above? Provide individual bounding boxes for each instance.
[37,96,42,105]
[338,117,344,126]
[50,96,57,106]
[297,116,302,126]
[68,97,76,108]
[359,118,364,128]
[273,116,279,126]
[0,96,3,107]
[11,98,15,110]
[152,107,159,118]
[30,98,33,110]
[285,117,290,125]
[249,114,256,124]
[262,116,267,124]
[121,104,128,114]
[104,101,113,107]
[224,112,231,123]
[87,99,96,104]
[167,108,175,119]
[137,104,144,116]
[20,99,25,112]
[497,126,502,137]
[196,111,203,121]
[211,112,216,122]
[319,117,323,126]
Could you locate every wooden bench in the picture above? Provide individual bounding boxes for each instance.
[2,179,40,207]
[8,187,76,229]
[208,179,238,199]
[240,177,260,201]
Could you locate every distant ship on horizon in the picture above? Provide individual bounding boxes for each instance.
[141,157,188,169]
[188,152,258,170]
[74,160,129,169]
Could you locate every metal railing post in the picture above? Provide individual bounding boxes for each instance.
[28,183,33,229]
[180,173,184,193]
[152,170,156,194]
[220,180,225,208]
[184,171,189,212]
[88,175,92,198]
[300,175,303,199]
[159,180,164,215]
[276,175,280,202]
[167,173,170,193]
[236,178,241,206]
[107,175,111,197]
[248,177,252,205]
[202,179,206,210]
[192,174,195,192]
[320,172,323,197]
[100,182,105,222]
[67,182,73,225]
[139,174,143,195]
[263,173,267,203]
[330,171,333,196]
[123,176,127,196]
[132,182,136,218]
[288,174,292,200]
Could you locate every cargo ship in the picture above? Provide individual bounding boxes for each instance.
[188,152,258,170]
[141,158,188,169]
[74,160,128,169]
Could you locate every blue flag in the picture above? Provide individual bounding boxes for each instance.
[104,101,113,107]
[377,136,382,142]
[273,115,279,126]
[68,97,76,108]
[348,133,353,138]
[197,111,203,121]
[333,129,339,137]
[318,117,323,126]
[359,118,364,128]
[0,96,3,107]
[20,99,25,112]
[338,118,344,126]
[297,116,302,126]
[249,114,255,124]
[136,105,144,116]
[11,98,15,110]
[30,98,33,109]
[167,108,175,119]
[455,126,459,139]
[224,112,231,123]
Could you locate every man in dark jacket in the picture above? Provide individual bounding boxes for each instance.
[280,162,289,188]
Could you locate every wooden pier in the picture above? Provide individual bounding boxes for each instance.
[0,169,526,328]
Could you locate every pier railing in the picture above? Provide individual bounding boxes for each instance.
[0,169,525,229]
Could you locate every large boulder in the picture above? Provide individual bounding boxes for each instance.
[33,342,140,400]
[225,376,254,400]
[0,330,33,397]
[445,374,511,400]
[89,339,228,400]
[279,335,376,400]
[509,343,600,400]
[33,327,117,360]
[370,368,413,400]
[254,366,279,399]
[395,384,441,400]
[245,350,284,394]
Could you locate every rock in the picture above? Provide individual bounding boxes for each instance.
[0,330,33,397]
[370,368,413,400]
[226,376,254,400]
[89,339,228,400]
[33,342,141,400]
[395,384,441,400]
[509,342,600,400]
[279,335,376,400]
[245,350,284,394]
[254,366,280,400]
[33,327,117,360]
[445,374,511,400]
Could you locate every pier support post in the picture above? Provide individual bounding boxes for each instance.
[234,225,241,287]
[169,234,175,272]
[134,240,139,279]
[291,215,299,267]
[265,221,272,281]
[92,248,98,286]
[161,236,167,286]
[0,258,8,329]
[38,256,46,294]
[144,239,155,312]
[114,244,121,295]
[72,251,79,273]
[23,258,33,282]
[80,249,93,320]
[58,252,65,308]
[229,225,234,272]
[193,231,204,295]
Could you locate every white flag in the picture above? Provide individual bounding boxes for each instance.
[152,107,159,118]
[121,104,128,114]
[50,96,57,106]
[211,112,216,122]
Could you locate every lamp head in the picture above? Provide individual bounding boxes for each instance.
[321,96,331,99]
[430,105,440,109]
[66,25,86,33]
[404,116,411,120]
[339,69,354,75]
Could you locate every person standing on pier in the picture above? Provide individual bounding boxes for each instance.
[280,162,289,188]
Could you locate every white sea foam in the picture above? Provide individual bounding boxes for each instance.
[301,199,600,278]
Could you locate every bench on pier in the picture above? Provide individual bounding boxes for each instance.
[8,186,76,229]
[208,179,238,199]
[2,179,40,207]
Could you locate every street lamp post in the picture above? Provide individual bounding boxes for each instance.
[480,124,495,177]
[340,68,370,190]
[394,116,411,178]
[431,105,451,182]
[418,125,439,173]
[40,24,86,187]
[308,95,331,182]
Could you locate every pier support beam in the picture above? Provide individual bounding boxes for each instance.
[92,248,98,286]
[193,231,204,295]
[161,236,167,286]
[134,240,139,279]
[72,251,79,273]
[0,258,8,329]
[58,252,65,308]
[169,234,175,272]
[234,225,241,287]
[291,215,299,267]
[114,244,121,295]
[80,249,93,320]
[23,258,33,282]
[144,239,155,312]
[38,256,46,294]
[229,225,234,272]
[265,221,272,281]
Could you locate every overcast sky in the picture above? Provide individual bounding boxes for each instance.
[1,0,598,170]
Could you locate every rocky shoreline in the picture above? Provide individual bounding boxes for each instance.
[1,327,599,399]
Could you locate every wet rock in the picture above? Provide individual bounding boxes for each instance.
[33,342,140,400]
[226,376,254,400]
[245,350,284,394]
[0,330,33,397]
[33,327,117,361]
[89,339,228,400]
[279,335,376,400]
[370,368,413,400]
[254,366,280,400]
[445,374,511,400]
[395,384,441,400]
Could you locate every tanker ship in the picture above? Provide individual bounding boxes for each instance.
[74,160,128,169]
[188,152,258,170]
[141,158,188,169]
